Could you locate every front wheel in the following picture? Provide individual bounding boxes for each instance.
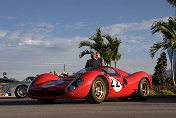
[86,77,107,104]
[15,86,28,98]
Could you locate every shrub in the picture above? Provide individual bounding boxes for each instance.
[150,89,176,96]
[150,90,158,96]
[158,90,175,95]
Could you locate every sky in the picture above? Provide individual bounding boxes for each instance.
[0,0,174,80]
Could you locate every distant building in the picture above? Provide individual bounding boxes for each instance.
[167,49,176,76]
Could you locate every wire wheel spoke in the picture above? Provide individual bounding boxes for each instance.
[142,82,148,96]
[94,80,105,99]
[17,87,27,97]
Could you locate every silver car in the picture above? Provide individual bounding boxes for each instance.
[0,77,35,98]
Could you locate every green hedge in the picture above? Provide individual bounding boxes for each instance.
[150,90,176,96]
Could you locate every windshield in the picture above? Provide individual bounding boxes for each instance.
[69,67,99,77]
[22,77,35,82]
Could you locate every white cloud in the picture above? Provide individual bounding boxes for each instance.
[7,31,20,40]
[100,17,169,54]
[102,17,169,35]
[0,30,8,38]
[75,22,87,29]
[45,36,88,51]
[38,22,55,29]
[19,38,50,46]
[65,22,87,29]
[119,34,145,43]
[0,21,88,53]
[17,22,33,27]
[118,57,156,74]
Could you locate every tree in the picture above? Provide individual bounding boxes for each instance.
[104,34,121,67]
[152,52,167,86]
[150,17,176,86]
[79,27,106,58]
[79,27,121,67]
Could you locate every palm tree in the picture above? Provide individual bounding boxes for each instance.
[104,34,121,67]
[150,17,176,86]
[113,38,121,68]
[79,27,122,67]
[166,0,176,16]
[79,27,106,58]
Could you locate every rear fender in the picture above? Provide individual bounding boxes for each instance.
[124,71,152,90]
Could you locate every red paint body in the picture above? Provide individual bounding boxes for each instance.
[28,66,152,100]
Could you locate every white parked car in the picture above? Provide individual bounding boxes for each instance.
[0,77,35,98]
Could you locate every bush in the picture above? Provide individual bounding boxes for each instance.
[150,89,176,96]
[150,90,158,96]
[158,90,175,95]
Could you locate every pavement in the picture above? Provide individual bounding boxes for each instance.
[0,97,176,118]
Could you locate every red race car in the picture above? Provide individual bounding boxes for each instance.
[28,66,152,104]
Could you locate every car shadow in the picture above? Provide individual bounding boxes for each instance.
[105,97,176,103]
[0,98,88,106]
[0,97,176,106]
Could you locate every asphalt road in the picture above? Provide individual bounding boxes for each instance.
[0,97,176,118]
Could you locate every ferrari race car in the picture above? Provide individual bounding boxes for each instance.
[0,76,35,98]
[28,66,152,104]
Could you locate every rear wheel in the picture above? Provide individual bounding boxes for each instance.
[15,86,28,98]
[86,77,106,104]
[37,99,55,104]
[134,78,150,100]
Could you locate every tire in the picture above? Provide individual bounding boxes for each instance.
[134,78,150,101]
[86,77,107,104]
[37,99,55,104]
[15,86,28,98]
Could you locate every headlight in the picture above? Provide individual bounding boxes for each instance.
[67,78,83,92]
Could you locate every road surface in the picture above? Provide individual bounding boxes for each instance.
[0,97,176,118]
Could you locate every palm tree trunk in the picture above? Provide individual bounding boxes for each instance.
[110,59,111,67]
[115,61,117,68]
[115,59,118,68]
[171,50,176,86]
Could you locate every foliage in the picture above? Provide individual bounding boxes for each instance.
[159,90,175,95]
[79,27,121,67]
[152,52,167,86]
[150,90,158,96]
[150,89,176,96]
[151,84,176,95]
[79,27,105,58]
[150,17,176,86]
[103,34,121,67]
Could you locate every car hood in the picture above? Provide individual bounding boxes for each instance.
[37,77,76,89]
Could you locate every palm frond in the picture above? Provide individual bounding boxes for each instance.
[166,0,176,7]
[78,41,94,49]
[104,34,114,44]
[79,50,92,58]
[150,42,164,58]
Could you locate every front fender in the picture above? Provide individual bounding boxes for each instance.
[82,71,107,87]
[68,71,107,98]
